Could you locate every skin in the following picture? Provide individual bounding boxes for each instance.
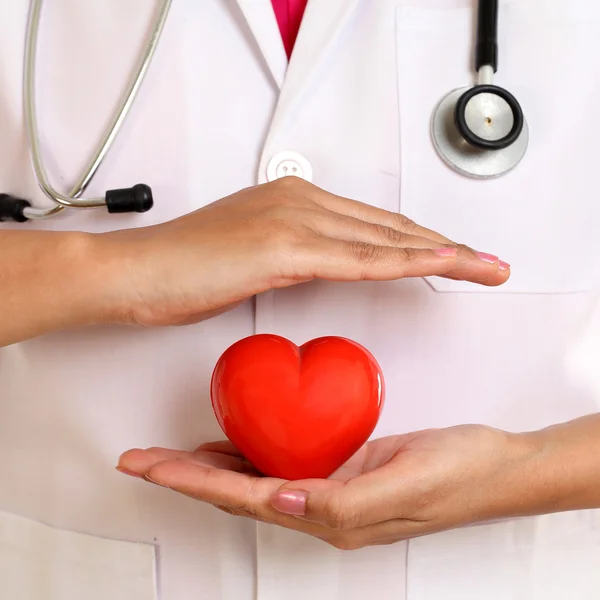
[118,415,600,550]
[0,177,508,347]
[6,177,597,549]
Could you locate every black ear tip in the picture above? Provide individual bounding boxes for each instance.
[0,194,30,222]
[132,184,153,212]
[106,184,154,214]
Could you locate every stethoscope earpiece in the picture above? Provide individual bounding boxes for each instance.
[0,184,154,222]
[105,184,154,214]
[3,0,527,223]
[0,194,31,223]
[2,0,173,223]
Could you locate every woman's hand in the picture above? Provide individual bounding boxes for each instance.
[103,177,509,327]
[117,425,546,550]
[0,161,509,346]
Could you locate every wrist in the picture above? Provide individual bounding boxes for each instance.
[481,429,551,520]
[522,415,600,513]
[494,415,600,522]
[0,229,135,346]
[40,230,137,330]
[52,232,124,327]
[80,230,142,326]
[500,430,562,516]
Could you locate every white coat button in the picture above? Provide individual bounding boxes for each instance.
[266,151,313,183]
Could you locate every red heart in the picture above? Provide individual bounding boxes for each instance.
[210,334,385,480]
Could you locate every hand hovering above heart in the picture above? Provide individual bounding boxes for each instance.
[102,177,510,331]
[117,425,546,550]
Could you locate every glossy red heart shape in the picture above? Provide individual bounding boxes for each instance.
[210,334,385,480]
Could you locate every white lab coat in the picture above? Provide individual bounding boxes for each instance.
[1,1,600,599]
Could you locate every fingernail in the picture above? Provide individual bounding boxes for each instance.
[271,491,307,516]
[115,467,143,479]
[434,248,457,258]
[475,251,498,264]
[143,474,168,488]
[499,260,511,271]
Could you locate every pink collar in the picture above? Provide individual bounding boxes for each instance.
[271,0,309,59]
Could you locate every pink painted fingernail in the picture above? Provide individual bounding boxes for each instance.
[271,491,307,516]
[499,260,511,271]
[475,251,499,264]
[434,247,457,258]
[115,467,143,479]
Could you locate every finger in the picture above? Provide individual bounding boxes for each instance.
[147,460,283,508]
[308,209,451,250]
[194,440,243,457]
[118,448,191,476]
[147,461,339,538]
[310,189,455,244]
[213,498,423,550]
[301,238,509,286]
[271,463,412,529]
[146,460,429,548]
[306,191,511,283]
[328,444,369,482]
[117,447,247,476]
[440,247,510,286]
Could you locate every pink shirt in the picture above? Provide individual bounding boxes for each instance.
[271,0,309,58]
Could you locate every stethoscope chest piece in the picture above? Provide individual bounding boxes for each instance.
[431,0,529,179]
[431,84,529,179]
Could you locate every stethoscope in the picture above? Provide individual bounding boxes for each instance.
[431,0,528,178]
[0,0,526,224]
[0,0,173,223]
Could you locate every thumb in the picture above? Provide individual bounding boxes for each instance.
[270,466,401,529]
[270,478,344,519]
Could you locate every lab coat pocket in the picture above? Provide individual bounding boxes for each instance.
[406,511,600,600]
[0,510,157,600]
[395,0,600,294]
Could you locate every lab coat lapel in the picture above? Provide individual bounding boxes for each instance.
[234,0,287,89]
[268,0,361,135]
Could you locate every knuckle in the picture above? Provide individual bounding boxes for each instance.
[393,213,417,230]
[215,505,264,522]
[376,224,409,245]
[233,480,262,519]
[210,477,264,521]
[273,174,302,190]
[258,181,298,211]
[349,243,419,267]
[215,505,238,516]
[394,247,417,263]
[246,478,261,505]
[457,243,476,256]
[347,241,380,264]
[229,502,260,519]
[270,175,314,200]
